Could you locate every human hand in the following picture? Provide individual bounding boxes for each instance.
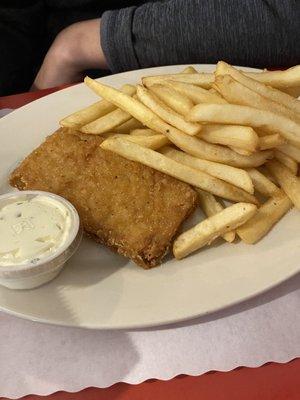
[32,18,107,90]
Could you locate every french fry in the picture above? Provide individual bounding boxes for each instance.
[163,80,227,104]
[60,100,116,129]
[127,135,169,150]
[247,168,280,197]
[266,159,300,209]
[255,128,273,137]
[60,84,136,129]
[84,76,195,140]
[187,103,300,145]
[142,73,214,89]
[259,134,285,150]
[173,203,257,259]
[100,138,258,204]
[80,84,137,134]
[247,65,300,90]
[163,128,273,168]
[289,140,300,150]
[104,134,169,150]
[136,85,201,136]
[277,143,300,162]
[258,166,278,185]
[237,191,292,244]
[284,87,300,98]
[274,150,298,174]
[229,147,253,156]
[215,61,300,115]
[199,124,259,152]
[196,189,236,242]
[182,66,198,74]
[213,74,300,122]
[148,84,194,115]
[114,118,144,134]
[121,84,137,94]
[81,108,132,134]
[160,146,254,194]
[130,128,159,136]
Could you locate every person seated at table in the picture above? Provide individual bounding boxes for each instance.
[1,0,299,95]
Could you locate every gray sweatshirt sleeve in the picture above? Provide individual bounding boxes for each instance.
[101,0,299,72]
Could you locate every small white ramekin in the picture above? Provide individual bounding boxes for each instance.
[0,191,82,290]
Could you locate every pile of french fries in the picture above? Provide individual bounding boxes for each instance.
[60,62,300,261]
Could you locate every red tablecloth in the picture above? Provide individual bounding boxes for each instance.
[1,88,299,400]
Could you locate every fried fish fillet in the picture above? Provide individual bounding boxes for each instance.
[10,128,197,268]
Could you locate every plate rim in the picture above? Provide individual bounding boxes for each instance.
[1,63,298,330]
[1,267,299,330]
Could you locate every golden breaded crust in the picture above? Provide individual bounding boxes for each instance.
[10,128,197,268]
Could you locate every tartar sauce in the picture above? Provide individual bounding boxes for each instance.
[0,195,72,267]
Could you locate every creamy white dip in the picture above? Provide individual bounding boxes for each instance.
[0,195,72,267]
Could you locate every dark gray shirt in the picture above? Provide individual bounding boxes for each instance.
[101,0,300,72]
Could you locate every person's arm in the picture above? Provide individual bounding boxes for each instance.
[33,0,299,89]
[32,18,107,90]
[101,0,299,72]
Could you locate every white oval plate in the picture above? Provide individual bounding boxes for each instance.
[0,65,299,329]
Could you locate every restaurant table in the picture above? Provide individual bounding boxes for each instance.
[0,87,300,400]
